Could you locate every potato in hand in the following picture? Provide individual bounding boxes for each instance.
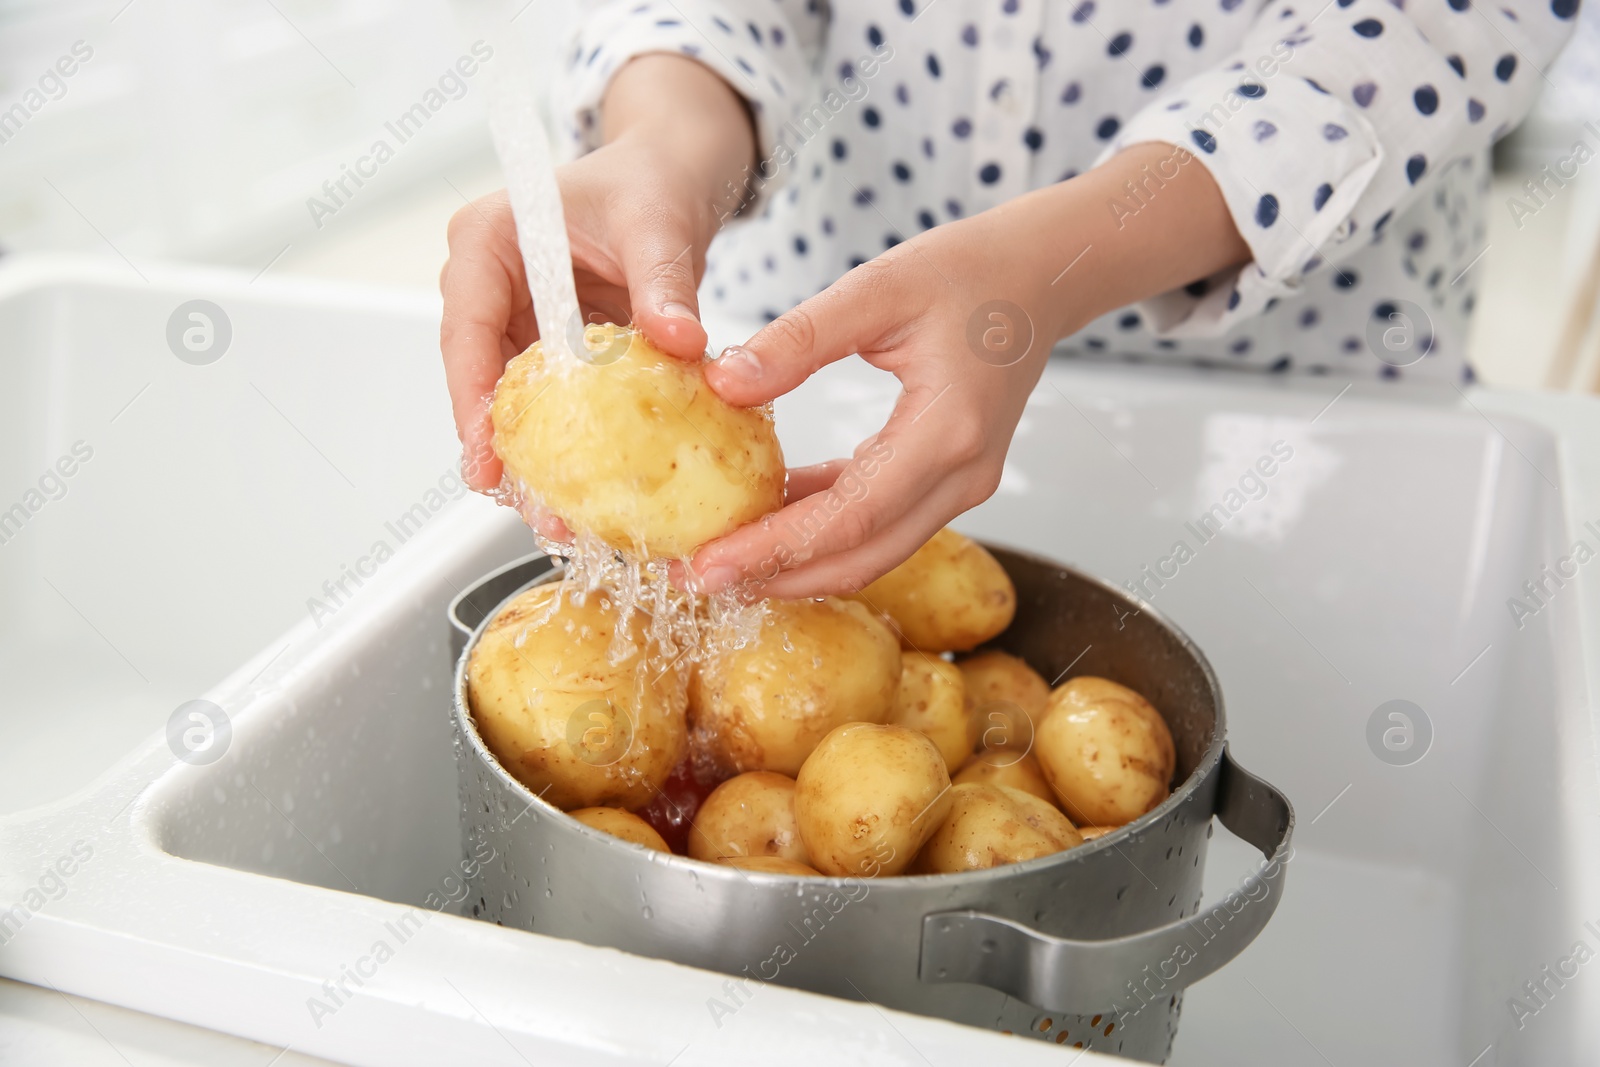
[491,325,784,560]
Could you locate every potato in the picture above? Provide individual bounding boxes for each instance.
[952,749,1057,806]
[491,325,784,559]
[888,653,970,772]
[467,581,686,811]
[719,856,822,876]
[959,650,1050,753]
[688,771,809,865]
[690,598,900,776]
[1035,676,1176,827]
[1079,826,1115,840]
[795,723,952,877]
[569,807,670,852]
[852,527,1015,652]
[914,783,1084,874]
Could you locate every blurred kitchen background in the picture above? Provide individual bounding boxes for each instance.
[4,0,1600,388]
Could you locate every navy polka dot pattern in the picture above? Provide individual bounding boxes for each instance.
[562,0,1573,382]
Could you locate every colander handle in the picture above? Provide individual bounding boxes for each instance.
[446,553,562,662]
[918,745,1293,1015]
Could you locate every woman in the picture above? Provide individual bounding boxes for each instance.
[440,0,1575,598]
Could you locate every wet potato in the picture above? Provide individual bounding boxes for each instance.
[688,771,809,865]
[1035,676,1176,827]
[914,783,1084,874]
[690,597,900,776]
[569,807,671,852]
[958,650,1050,754]
[719,856,822,876]
[888,653,971,773]
[853,528,1016,652]
[952,748,1059,806]
[491,326,784,559]
[467,581,687,811]
[795,723,953,878]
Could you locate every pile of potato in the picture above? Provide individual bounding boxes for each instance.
[467,527,1178,878]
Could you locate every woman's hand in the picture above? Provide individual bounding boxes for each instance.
[676,208,1065,601]
[439,54,754,493]
[682,142,1249,600]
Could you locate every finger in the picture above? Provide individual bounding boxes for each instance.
[618,224,708,361]
[705,270,900,407]
[684,382,973,593]
[531,506,574,544]
[785,459,851,503]
[441,195,527,491]
[747,484,966,606]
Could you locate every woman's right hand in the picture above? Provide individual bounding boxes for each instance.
[439,54,756,492]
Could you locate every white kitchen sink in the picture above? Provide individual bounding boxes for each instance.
[2,257,1597,1066]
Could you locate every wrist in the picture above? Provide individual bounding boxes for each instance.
[987,142,1251,345]
[602,54,757,223]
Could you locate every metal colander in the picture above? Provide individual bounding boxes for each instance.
[448,544,1293,1062]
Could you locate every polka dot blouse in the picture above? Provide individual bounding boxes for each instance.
[561,0,1576,382]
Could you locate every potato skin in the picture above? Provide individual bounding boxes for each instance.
[958,650,1050,754]
[952,749,1058,806]
[690,598,900,776]
[888,654,971,772]
[491,326,784,559]
[718,856,822,876]
[688,771,809,865]
[914,783,1084,874]
[795,723,952,877]
[1078,826,1115,840]
[467,581,686,811]
[1035,676,1176,827]
[569,807,670,852]
[853,528,1016,652]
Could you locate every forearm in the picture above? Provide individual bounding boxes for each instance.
[995,142,1250,343]
[600,53,758,223]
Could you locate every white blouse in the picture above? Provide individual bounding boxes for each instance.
[560,0,1575,382]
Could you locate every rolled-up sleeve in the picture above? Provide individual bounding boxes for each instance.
[1097,0,1578,336]
[556,0,825,214]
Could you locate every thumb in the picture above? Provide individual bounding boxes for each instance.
[621,227,709,361]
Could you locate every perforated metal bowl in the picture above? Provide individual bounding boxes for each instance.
[448,545,1293,1062]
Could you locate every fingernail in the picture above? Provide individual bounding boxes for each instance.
[662,302,699,322]
[715,345,763,382]
[693,564,740,593]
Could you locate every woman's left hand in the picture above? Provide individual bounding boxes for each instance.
[678,207,1070,600]
[678,142,1249,600]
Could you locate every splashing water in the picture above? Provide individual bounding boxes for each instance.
[492,467,767,676]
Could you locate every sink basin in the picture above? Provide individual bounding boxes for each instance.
[2,258,1598,1066]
